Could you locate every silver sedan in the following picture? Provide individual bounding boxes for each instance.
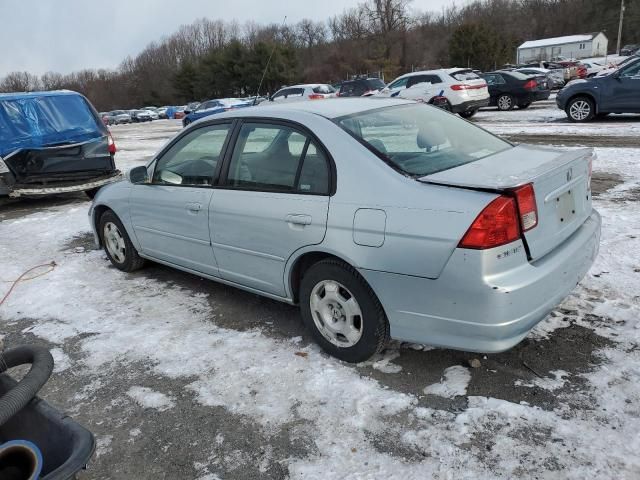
[89,98,601,362]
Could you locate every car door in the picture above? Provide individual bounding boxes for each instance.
[211,121,332,297]
[602,60,640,112]
[129,122,233,276]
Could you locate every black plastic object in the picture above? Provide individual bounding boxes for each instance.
[0,375,95,480]
[0,346,54,427]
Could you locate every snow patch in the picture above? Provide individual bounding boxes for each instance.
[127,386,175,411]
[424,365,471,398]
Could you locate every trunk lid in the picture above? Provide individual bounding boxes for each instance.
[419,145,593,260]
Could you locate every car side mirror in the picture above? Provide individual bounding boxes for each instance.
[611,70,621,80]
[128,166,149,184]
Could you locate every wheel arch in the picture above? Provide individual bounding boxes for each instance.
[566,92,599,113]
[92,204,112,246]
[286,249,362,304]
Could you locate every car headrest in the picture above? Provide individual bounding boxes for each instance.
[417,122,448,150]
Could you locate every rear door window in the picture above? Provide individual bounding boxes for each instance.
[407,75,442,87]
[225,123,329,194]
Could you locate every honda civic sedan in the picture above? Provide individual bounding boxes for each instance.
[89,98,601,362]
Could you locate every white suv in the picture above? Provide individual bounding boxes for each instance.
[376,69,490,118]
[268,84,337,104]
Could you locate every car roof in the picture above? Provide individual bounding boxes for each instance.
[0,89,83,101]
[213,98,414,121]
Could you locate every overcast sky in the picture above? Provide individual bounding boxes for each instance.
[0,0,465,77]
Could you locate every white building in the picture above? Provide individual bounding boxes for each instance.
[517,32,608,64]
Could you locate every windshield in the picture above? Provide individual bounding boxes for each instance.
[336,104,511,177]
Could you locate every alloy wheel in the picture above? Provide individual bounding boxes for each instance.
[569,100,591,121]
[498,95,512,110]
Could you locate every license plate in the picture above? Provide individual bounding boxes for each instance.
[556,190,576,224]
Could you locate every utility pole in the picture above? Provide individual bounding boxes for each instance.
[616,0,625,55]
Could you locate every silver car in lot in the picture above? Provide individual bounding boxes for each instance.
[89,98,601,362]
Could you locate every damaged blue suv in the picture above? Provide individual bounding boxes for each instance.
[0,90,121,198]
[556,57,640,122]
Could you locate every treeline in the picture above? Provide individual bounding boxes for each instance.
[1,0,637,110]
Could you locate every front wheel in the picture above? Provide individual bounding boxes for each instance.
[459,109,477,119]
[99,210,145,272]
[566,97,595,122]
[300,259,389,363]
[496,94,514,111]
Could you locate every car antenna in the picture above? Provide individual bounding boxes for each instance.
[254,15,287,105]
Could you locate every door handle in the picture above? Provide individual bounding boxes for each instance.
[185,202,202,212]
[285,214,312,226]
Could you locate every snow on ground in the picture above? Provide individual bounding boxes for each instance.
[127,386,175,411]
[424,365,471,398]
[1,119,639,478]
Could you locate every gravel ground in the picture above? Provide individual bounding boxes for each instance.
[1,101,639,479]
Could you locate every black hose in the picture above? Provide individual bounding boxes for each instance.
[0,345,54,427]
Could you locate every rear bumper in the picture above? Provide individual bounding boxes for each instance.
[451,98,489,113]
[7,172,122,198]
[360,210,601,353]
[534,90,551,101]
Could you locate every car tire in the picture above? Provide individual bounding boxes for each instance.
[497,94,515,111]
[517,102,531,109]
[459,109,477,119]
[299,258,389,363]
[99,210,145,272]
[566,96,595,122]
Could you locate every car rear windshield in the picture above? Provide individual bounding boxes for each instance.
[336,104,511,177]
[365,79,386,89]
[449,70,480,81]
[504,71,530,81]
[312,85,336,94]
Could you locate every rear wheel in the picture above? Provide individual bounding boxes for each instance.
[566,96,595,122]
[300,259,389,363]
[99,211,145,272]
[497,94,515,111]
[459,109,478,119]
[517,102,531,109]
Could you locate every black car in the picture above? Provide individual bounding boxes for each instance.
[556,57,640,122]
[338,78,386,97]
[480,71,551,111]
[621,44,640,56]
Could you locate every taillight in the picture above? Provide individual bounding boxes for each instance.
[459,196,520,249]
[512,184,538,231]
[107,132,116,155]
[523,79,537,90]
[450,84,469,91]
[308,94,324,100]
